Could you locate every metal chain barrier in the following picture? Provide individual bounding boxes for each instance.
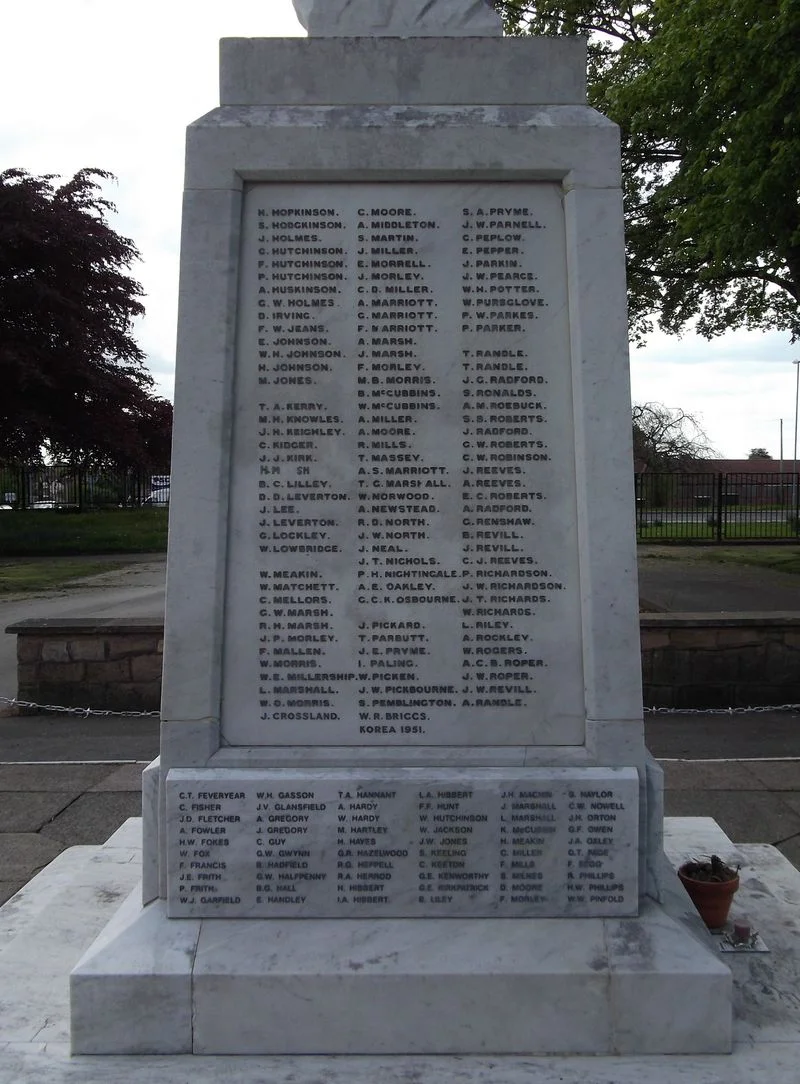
[644,703,800,715]
[0,695,160,719]
[1,693,799,720]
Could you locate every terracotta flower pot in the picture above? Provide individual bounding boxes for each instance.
[678,864,739,929]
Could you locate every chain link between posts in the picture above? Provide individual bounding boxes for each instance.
[645,703,800,715]
[1,694,800,720]
[0,695,159,719]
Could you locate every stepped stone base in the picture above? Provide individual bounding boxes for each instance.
[71,891,731,1056]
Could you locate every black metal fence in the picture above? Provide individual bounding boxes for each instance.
[636,472,800,542]
[0,464,170,511]
[4,465,794,540]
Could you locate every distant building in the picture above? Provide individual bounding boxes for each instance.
[678,458,792,507]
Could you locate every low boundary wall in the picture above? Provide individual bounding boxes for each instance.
[640,613,800,709]
[6,619,163,713]
[6,614,800,713]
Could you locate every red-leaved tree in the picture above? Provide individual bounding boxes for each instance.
[0,168,170,467]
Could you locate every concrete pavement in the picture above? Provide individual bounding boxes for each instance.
[638,545,800,612]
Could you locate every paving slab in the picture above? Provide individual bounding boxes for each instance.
[4,1046,797,1083]
[664,790,800,845]
[37,794,142,847]
[0,792,76,832]
[749,760,800,789]
[0,763,116,792]
[88,764,148,792]
[0,832,64,882]
[0,882,23,906]
[770,791,800,819]
[660,760,766,791]
[645,711,800,760]
[776,834,800,868]
[0,716,160,763]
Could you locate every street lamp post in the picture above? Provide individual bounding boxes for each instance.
[789,359,793,515]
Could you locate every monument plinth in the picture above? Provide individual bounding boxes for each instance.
[71,0,732,1056]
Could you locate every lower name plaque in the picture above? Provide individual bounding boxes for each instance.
[167,767,639,918]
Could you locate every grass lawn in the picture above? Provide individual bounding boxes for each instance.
[698,546,800,576]
[0,558,134,595]
[639,543,800,577]
[638,523,800,542]
[0,509,168,557]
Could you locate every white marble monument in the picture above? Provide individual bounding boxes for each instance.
[293,0,502,35]
[70,0,732,1056]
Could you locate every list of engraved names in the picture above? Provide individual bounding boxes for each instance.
[221,184,585,747]
[167,769,639,919]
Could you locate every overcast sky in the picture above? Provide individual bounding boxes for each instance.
[2,0,797,460]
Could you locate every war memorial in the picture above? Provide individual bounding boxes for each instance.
[68,0,734,1057]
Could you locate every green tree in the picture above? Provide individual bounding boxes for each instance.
[748,447,772,459]
[0,168,168,465]
[495,0,800,343]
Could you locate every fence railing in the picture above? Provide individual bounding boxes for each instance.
[636,471,800,542]
[0,464,170,511]
[3,465,795,539]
